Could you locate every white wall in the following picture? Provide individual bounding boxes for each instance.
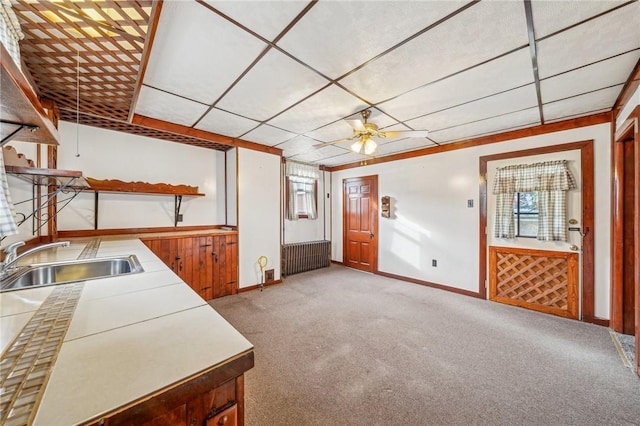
[56,122,224,229]
[331,123,611,319]
[237,148,281,287]
[226,148,237,226]
[283,170,331,244]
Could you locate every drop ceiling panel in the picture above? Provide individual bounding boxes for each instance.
[406,85,538,133]
[429,107,540,144]
[135,86,208,127]
[275,135,320,158]
[202,0,309,41]
[373,138,435,156]
[242,124,297,146]
[276,1,467,79]
[143,1,267,104]
[194,108,259,138]
[378,47,534,122]
[340,1,529,104]
[290,144,347,163]
[305,120,359,143]
[540,50,639,103]
[542,85,623,121]
[319,151,372,167]
[537,4,640,79]
[267,85,367,134]
[531,0,628,38]
[215,49,329,122]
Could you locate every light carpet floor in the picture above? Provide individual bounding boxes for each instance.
[210,265,640,426]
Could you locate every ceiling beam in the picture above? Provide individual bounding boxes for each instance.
[128,1,163,123]
[132,114,283,156]
[523,0,544,125]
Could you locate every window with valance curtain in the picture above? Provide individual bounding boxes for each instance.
[285,160,319,221]
[493,160,577,241]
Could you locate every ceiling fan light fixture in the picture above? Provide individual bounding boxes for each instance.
[364,138,377,155]
[351,139,364,153]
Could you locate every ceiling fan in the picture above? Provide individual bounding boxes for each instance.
[313,109,429,155]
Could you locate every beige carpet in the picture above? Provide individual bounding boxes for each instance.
[210,265,640,426]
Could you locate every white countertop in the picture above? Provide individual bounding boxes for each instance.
[0,238,253,425]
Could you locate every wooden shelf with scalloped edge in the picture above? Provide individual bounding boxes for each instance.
[83,177,204,197]
[1,43,60,146]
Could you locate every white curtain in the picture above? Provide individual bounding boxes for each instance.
[285,161,319,221]
[493,160,577,241]
[0,152,18,237]
[0,0,24,68]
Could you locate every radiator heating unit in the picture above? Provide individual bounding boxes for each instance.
[282,240,331,276]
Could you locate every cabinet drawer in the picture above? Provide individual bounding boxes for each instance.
[206,404,237,426]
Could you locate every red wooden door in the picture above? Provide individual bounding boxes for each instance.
[343,176,378,272]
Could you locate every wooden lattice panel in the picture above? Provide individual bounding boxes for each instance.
[489,246,579,319]
[12,0,153,121]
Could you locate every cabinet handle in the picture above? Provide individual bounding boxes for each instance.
[212,251,218,262]
[179,261,183,271]
[170,262,175,271]
[175,256,181,260]
[218,415,228,425]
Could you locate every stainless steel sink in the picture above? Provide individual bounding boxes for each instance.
[0,255,144,292]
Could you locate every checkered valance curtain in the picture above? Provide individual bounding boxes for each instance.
[0,0,24,69]
[493,160,577,241]
[0,152,18,237]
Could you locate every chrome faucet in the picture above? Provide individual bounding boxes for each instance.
[1,241,71,278]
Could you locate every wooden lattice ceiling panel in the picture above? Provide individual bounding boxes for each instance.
[58,110,233,151]
[12,0,152,121]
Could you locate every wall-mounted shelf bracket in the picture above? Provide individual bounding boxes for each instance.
[1,121,38,146]
[174,195,183,227]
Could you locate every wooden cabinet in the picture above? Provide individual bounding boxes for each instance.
[92,351,252,426]
[141,233,238,300]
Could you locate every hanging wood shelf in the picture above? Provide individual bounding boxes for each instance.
[0,43,60,146]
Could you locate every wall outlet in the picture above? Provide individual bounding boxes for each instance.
[265,269,275,283]
[467,199,474,208]
[432,259,437,267]
[177,214,184,222]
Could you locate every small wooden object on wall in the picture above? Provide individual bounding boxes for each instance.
[381,196,391,218]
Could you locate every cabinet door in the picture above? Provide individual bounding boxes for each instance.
[196,236,214,300]
[212,234,238,298]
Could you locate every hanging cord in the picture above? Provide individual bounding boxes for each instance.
[257,256,268,291]
[75,49,80,157]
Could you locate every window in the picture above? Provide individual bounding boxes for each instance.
[286,176,317,220]
[514,191,538,237]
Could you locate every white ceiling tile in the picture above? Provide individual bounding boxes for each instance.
[406,85,538,132]
[267,85,367,134]
[305,120,358,143]
[542,85,623,121]
[429,108,540,144]
[319,151,372,167]
[545,108,611,124]
[540,50,640,103]
[289,144,348,163]
[277,1,467,79]
[340,1,529,103]
[373,138,435,156]
[537,4,640,79]
[194,108,259,138]
[531,0,629,38]
[378,47,534,122]
[135,86,208,127]
[216,49,329,122]
[202,0,309,41]
[276,135,318,157]
[143,1,267,105]
[242,124,297,146]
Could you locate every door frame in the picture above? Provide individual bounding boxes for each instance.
[479,140,596,323]
[611,109,639,375]
[342,175,378,273]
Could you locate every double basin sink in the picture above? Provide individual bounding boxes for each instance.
[0,255,144,292]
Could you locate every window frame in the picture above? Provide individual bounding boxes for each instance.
[513,191,539,238]
[285,176,318,219]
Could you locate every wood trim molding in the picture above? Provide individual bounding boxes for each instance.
[613,57,640,119]
[127,0,163,122]
[58,225,232,238]
[132,114,283,156]
[328,112,610,172]
[479,139,596,323]
[375,270,483,299]
[238,280,282,293]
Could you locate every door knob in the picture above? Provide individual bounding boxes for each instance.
[369,232,374,239]
[569,245,579,251]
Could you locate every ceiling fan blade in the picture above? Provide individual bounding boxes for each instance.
[312,136,356,149]
[345,119,365,131]
[379,130,429,138]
